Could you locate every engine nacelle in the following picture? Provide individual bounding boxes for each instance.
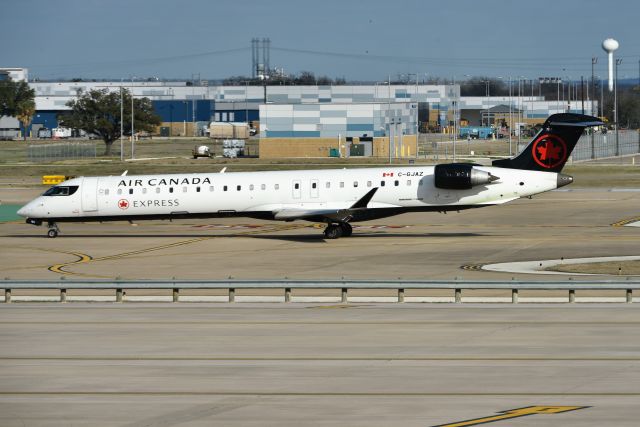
[434,164,499,190]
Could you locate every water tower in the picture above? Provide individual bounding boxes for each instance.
[602,38,619,92]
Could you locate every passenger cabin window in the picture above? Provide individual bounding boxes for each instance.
[249,184,254,191]
[142,188,147,194]
[325,182,330,189]
[169,187,174,193]
[129,188,133,195]
[117,189,123,195]
[339,182,344,188]
[294,183,300,189]
[237,185,241,191]
[367,181,372,187]
[407,180,411,186]
[353,181,358,188]
[183,187,188,193]
[275,184,279,190]
[104,189,110,195]
[156,187,161,194]
[261,184,266,190]
[394,180,399,186]
[43,186,79,196]
[223,185,228,191]
[209,186,214,192]
[196,186,201,192]
[381,181,385,187]
[312,182,317,189]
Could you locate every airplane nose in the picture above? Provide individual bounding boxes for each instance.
[17,205,29,217]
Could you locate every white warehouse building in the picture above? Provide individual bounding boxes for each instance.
[259,102,418,138]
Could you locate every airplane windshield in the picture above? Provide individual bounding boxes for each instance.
[43,185,79,196]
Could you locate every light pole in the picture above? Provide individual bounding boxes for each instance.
[120,79,124,161]
[508,76,512,156]
[482,80,490,126]
[388,75,392,164]
[244,81,249,126]
[557,77,561,114]
[451,76,456,162]
[168,88,174,138]
[615,58,622,156]
[130,76,136,160]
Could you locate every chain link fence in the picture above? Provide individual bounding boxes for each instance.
[28,143,97,163]
[572,130,640,161]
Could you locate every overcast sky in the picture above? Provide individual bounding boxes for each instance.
[2,0,639,82]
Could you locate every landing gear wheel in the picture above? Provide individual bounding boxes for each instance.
[323,224,343,239]
[339,223,353,237]
[47,222,59,238]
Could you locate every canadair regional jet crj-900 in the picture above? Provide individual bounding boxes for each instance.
[18,114,601,239]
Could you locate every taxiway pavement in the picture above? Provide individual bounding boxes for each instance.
[1,303,639,426]
[0,188,638,280]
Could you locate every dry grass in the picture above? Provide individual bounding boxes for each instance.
[549,260,640,276]
[1,138,640,188]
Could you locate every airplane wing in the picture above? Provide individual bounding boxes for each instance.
[273,188,378,221]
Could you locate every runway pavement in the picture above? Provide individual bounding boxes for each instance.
[1,303,640,426]
[0,187,638,280]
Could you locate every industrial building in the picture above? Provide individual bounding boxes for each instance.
[259,102,418,158]
[0,67,599,157]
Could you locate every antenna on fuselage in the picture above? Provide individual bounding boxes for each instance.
[220,167,227,174]
[121,170,128,176]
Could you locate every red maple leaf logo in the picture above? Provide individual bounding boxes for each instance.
[536,140,563,161]
[531,134,567,169]
[118,199,129,210]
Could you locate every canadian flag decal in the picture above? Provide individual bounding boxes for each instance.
[382,172,394,177]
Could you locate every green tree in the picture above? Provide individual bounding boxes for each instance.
[62,88,161,156]
[0,79,36,140]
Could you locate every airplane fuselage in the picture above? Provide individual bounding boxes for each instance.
[18,165,561,225]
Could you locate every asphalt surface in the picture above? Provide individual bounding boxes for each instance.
[0,187,638,280]
[1,303,640,426]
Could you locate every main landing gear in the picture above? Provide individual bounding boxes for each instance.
[323,222,352,239]
[47,222,60,238]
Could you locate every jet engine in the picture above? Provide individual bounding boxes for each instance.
[434,164,499,190]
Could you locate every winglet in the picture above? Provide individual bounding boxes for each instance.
[350,187,378,209]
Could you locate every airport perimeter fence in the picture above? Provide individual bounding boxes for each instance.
[572,130,640,162]
[2,279,640,304]
[28,142,97,162]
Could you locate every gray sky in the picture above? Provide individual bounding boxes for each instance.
[2,0,639,82]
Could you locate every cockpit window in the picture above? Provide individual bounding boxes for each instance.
[43,185,79,196]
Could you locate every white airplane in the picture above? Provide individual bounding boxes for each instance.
[18,114,601,239]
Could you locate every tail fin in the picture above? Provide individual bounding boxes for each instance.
[492,113,603,172]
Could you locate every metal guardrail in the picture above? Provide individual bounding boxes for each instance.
[2,279,639,304]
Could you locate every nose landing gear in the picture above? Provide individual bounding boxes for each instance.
[47,222,60,238]
[323,222,352,239]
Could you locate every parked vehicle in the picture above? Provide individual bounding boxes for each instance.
[192,145,212,159]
